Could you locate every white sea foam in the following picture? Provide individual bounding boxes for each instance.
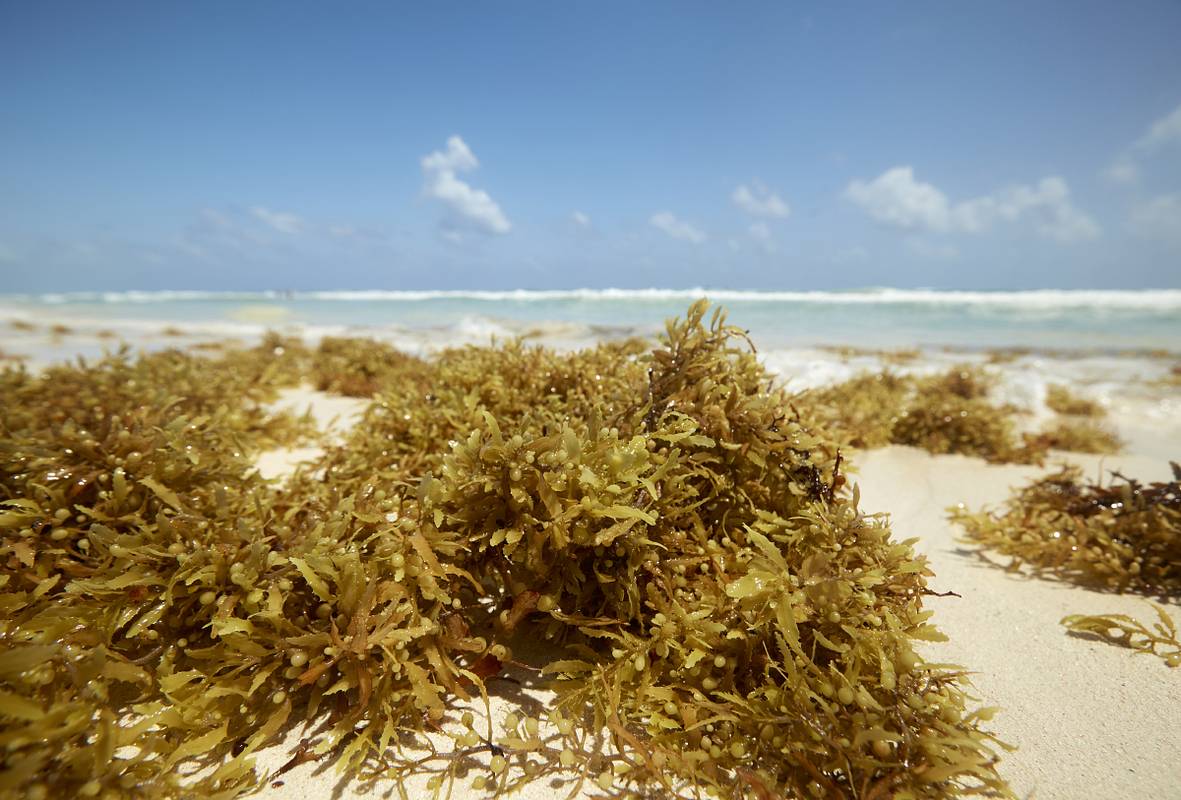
[8,287,1181,311]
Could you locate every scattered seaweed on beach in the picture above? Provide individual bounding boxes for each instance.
[951,464,1181,666]
[1061,604,1181,668]
[794,366,1044,464]
[1044,384,1103,418]
[0,302,1013,798]
[1027,418,1122,455]
[819,345,921,365]
[1028,385,1121,454]
[951,464,1180,594]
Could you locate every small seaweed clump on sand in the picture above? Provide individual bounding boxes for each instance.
[1031,384,1122,454]
[1044,384,1103,417]
[1026,419,1122,455]
[951,464,1181,666]
[794,367,1042,463]
[1,303,1011,799]
[1060,605,1180,668]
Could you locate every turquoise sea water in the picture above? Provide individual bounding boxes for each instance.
[2,288,1180,352]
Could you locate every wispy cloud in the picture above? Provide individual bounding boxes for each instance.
[251,206,304,234]
[421,136,511,235]
[1104,101,1181,184]
[176,206,383,265]
[649,211,706,244]
[1103,157,1139,185]
[732,181,791,218]
[1132,103,1181,152]
[571,210,591,228]
[845,166,1099,243]
[748,221,771,241]
[747,221,777,253]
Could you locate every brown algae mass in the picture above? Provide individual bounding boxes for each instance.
[793,367,1040,463]
[794,367,1123,461]
[951,464,1181,666]
[1,302,1011,798]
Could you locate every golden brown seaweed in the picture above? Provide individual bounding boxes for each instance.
[794,366,1043,464]
[951,463,1180,666]
[0,302,1012,798]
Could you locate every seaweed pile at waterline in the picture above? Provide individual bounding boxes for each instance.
[791,367,1122,464]
[1,301,1012,799]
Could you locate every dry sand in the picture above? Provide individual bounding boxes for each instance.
[250,387,1181,800]
[855,448,1180,800]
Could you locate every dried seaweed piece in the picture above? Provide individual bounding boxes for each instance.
[1061,604,1181,668]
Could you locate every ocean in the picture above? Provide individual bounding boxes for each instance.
[3,286,1180,467]
[2,288,1180,353]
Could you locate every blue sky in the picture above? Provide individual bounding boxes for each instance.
[2,1,1180,291]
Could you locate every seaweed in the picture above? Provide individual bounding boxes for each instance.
[1061,604,1181,668]
[819,345,921,365]
[309,337,430,397]
[795,367,1043,464]
[951,464,1181,666]
[1044,384,1103,418]
[1027,418,1122,455]
[951,464,1180,595]
[0,302,1012,798]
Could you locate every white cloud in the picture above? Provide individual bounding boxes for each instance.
[1103,102,1181,184]
[1129,194,1181,245]
[251,206,304,234]
[846,167,959,231]
[571,210,591,228]
[1103,156,1139,185]
[732,181,791,218]
[421,136,511,235]
[748,221,771,241]
[747,221,777,253]
[1133,103,1181,153]
[650,211,706,244]
[1009,177,1102,243]
[845,166,1099,243]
